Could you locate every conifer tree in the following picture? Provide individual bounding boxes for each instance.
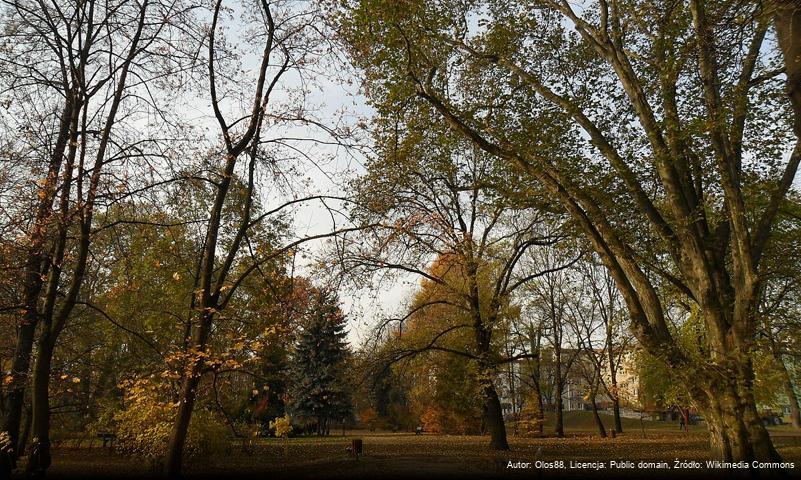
[289,288,353,435]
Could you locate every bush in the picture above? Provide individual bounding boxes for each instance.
[269,414,293,438]
[516,396,545,437]
[114,379,229,463]
[419,406,443,433]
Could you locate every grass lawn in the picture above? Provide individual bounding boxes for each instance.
[28,412,801,479]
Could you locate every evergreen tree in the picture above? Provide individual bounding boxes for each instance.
[289,288,353,435]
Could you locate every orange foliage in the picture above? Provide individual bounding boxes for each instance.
[420,406,444,433]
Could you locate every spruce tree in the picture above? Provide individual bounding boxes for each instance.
[289,287,353,435]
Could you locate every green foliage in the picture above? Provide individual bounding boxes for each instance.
[751,341,789,410]
[288,287,353,430]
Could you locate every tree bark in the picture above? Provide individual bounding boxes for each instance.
[3,316,37,464]
[590,396,607,438]
[18,403,32,459]
[606,316,623,434]
[612,396,623,434]
[554,387,564,437]
[25,335,56,477]
[527,326,545,435]
[694,359,782,462]
[163,310,211,478]
[553,351,564,437]
[481,381,509,450]
[589,362,607,438]
[1,97,75,467]
[774,0,801,141]
[163,365,203,477]
[529,372,545,436]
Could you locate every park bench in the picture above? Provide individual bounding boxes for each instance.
[96,432,116,448]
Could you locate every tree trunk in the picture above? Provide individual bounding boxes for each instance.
[554,357,564,437]
[590,395,607,438]
[2,315,37,468]
[607,333,623,433]
[2,98,74,469]
[481,382,509,450]
[589,364,607,438]
[25,336,56,477]
[530,373,545,436]
[554,393,564,437]
[527,327,545,435]
[18,403,32,458]
[163,364,202,478]
[694,362,782,462]
[612,397,623,434]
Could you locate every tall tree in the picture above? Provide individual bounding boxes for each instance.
[0,0,195,474]
[523,246,580,438]
[336,0,801,462]
[344,120,573,449]
[161,1,363,473]
[578,256,631,434]
[288,287,353,436]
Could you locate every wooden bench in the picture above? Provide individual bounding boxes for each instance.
[96,432,116,448]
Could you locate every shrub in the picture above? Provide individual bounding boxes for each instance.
[419,406,443,433]
[269,414,293,438]
[516,396,545,437]
[114,379,229,463]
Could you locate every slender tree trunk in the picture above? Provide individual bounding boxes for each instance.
[3,314,37,464]
[554,389,564,437]
[18,403,32,458]
[606,328,623,433]
[530,372,545,436]
[527,326,545,435]
[612,396,623,434]
[163,366,202,478]
[2,98,75,468]
[164,310,214,478]
[553,353,564,437]
[590,370,606,438]
[590,395,607,438]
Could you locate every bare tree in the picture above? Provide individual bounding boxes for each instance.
[162,1,365,474]
[344,125,574,449]
[0,0,198,474]
[523,246,581,438]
